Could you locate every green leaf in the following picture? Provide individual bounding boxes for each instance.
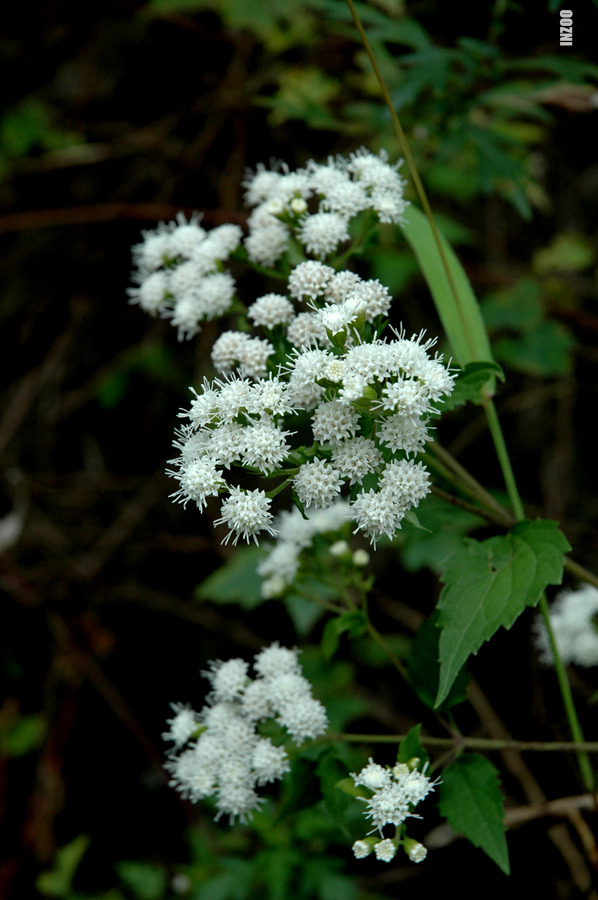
[0,712,46,757]
[436,520,570,706]
[335,776,364,799]
[440,361,505,412]
[321,611,367,659]
[36,835,91,897]
[438,754,509,874]
[284,592,326,635]
[493,320,574,376]
[317,749,352,829]
[196,546,267,609]
[402,509,432,531]
[482,279,543,332]
[397,724,428,768]
[399,492,486,574]
[115,862,167,900]
[401,206,495,383]
[408,612,469,711]
[277,756,322,820]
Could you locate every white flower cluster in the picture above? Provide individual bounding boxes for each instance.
[128,150,454,545]
[534,584,598,668]
[129,149,407,340]
[128,213,242,341]
[168,316,453,545]
[350,757,438,864]
[257,500,352,598]
[244,148,407,265]
[163,643,328,824]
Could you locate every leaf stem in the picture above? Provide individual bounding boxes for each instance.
[344,0,478,360]
[327,732,598,753]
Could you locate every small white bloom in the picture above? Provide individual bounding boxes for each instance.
[353,759,392,791]
[352,839,374,859]
[128,270,169,314]
[215,487,277,545]
[248,293,295,328]
[274,695,329,744]
[245,210,289,267]
[329,539,350,557]
[293,458,343,509]
[251,738,290,785]
[298,212,350,259]
[404,838,427,863]
[286,312,329,349]
[254,642,301,679]
[288,261,335,301]
[162,703,197,748]
[331,437,383,485]
[204,658,249,702]
[168,456,225,510]
[311,399,360,444]
[353,549,370,567]
[374,839,397,863]
[351,489,405,545]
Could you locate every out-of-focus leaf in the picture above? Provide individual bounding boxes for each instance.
[494,320,574,376]
[533,233,595,275]
[259,68,341,130]
[115,862,167,900]
[397,723,428,767]
[196,546,266,609]
[321,611,367,659]
[0,712,46,757]
[36,835,91,897]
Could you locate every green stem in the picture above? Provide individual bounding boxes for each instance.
[326,732,598,753]
[426,442,514,525]
[537,594,595,790]
[480,395,525,520]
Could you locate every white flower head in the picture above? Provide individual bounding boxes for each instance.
[164,643,328,823]
[535,584,598,667]
[351,757,438,838]
[215,487,277,545]
[162,703,197,748]
[298,212,350,259]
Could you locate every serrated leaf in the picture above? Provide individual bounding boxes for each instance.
[438,754,509,874]
[409,611,469,711]
[436,520,570,706]
[195,546,266,610]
